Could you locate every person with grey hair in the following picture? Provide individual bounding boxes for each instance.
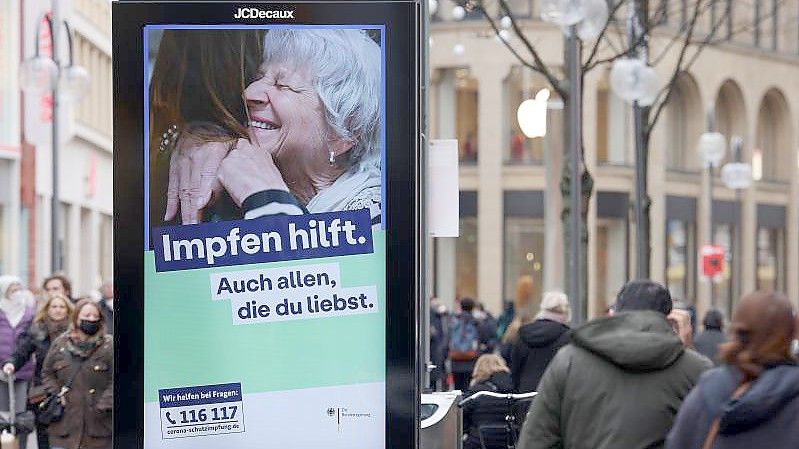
[164,29,383,228]
[511,291,571,394]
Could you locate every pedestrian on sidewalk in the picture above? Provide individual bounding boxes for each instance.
[0,275,36,449]
[43,275,75,304]
[666,291,799,449]
[517,280,712,449]
[511,291,571,394]
[42,299,112,449]
[3,294,74,449]
[694,308,727,366]
[449,298,495,391]
[461,354,515,449]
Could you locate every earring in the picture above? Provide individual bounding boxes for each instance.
[329,150,336,166]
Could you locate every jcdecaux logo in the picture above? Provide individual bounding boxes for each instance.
[234,7,295,19]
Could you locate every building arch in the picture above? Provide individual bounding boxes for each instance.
[714,79,747,163]
[754,88,793,181]
[665,72,704,171]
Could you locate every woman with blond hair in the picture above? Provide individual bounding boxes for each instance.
[4,294,74,449]
[666,291,799,449]
[462,354,514,449]
[498,275,536,364]
[511,291,571,393]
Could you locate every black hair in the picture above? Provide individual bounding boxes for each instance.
[615,280,672,316]
[703,308,724,330]
[460,298,476,313]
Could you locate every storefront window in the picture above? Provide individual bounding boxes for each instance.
[504,218,545,311]
[433,68,479,164]
[596,220,629,309]
[756,227,785,292]
[456,217,478,300]
[502,67,562,165]
[666,220,695,302]
[597,81,632,165]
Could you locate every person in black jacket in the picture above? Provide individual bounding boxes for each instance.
[462,354,515,449]
[693,308,727,365]
[3,294,74,449]
[511,291,571,393]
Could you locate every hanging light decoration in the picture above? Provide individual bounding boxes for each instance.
[610,57,659,105]
[540,0,588,26]
[453,43,466,55]
[577,0,609,41]
[500,15,513,29]
[452,5,466,21]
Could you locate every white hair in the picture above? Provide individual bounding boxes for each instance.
[262,29,382,170]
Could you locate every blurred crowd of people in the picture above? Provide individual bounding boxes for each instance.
[0,274,113,449]
[430,276,799,449]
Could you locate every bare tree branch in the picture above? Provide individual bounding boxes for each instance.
[583,0,627,69]
[472,0,568,97]
[648,0,711,133]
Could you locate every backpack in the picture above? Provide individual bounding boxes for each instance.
[449,314,480,362]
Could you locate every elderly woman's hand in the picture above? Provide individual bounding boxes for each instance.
[217,138,290,207]
[164,136,233,225]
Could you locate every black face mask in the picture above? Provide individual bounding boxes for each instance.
[79,320,101,336]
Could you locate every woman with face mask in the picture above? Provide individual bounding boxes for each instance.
[0,275,36,448]
[3,294,74,449]
[42,299,112,449]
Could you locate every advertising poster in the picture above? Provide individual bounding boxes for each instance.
[113,3,420,448]
[142,25,387,448]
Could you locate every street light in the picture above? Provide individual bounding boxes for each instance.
[18,5,90,273]
[697,109,727,308]
[540,0,607,325]
[721,137,751,316]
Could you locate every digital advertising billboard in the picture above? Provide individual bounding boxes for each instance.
[113,2,421,448]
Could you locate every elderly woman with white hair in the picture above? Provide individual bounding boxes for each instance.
[164,29,382,228]
[511,291,571,394]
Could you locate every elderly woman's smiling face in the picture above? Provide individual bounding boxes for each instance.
[244,61,349,175]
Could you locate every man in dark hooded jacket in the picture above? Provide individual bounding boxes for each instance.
[517,280,712,449]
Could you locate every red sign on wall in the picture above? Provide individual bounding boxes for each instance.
[701,245,725,280]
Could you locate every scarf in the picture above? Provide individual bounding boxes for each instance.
[43,317,70,342]
[67,331,105,359]
[306,167,381,218]
[0,295,27,328]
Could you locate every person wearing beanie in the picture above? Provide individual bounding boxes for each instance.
[517,280,712,449]
[511,291,571,394]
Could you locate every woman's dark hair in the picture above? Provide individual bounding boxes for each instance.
[73,299,105,334]
[719,291,796,381]
[149,30,265,226]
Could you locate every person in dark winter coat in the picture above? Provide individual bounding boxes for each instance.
[512,291,571,393]
[462,354,515,449]
[3,294,73,449]
[518,280,712,449]
[42,299,113,449]
[667,291,799,449]
[694,308,727,365]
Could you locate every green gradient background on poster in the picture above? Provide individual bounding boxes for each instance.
[143,233,386,402]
